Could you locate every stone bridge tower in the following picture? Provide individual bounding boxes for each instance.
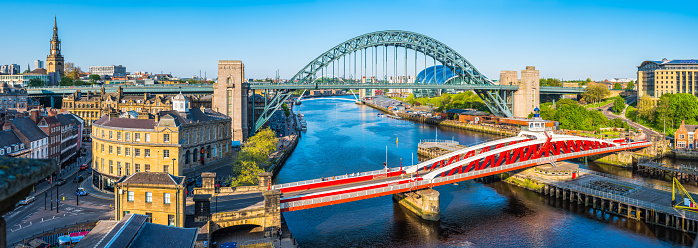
[500,66,540,118]
[215,60,248,141]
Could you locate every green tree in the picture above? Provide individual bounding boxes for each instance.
[28,78,45,87]
[637,95,656,121]
[282,103,290,117]
[228,128,279,186]
[89,74,101,81]
[229,160,264,187]
[654,93,674,132]
[669,93,698,127]
[613,83,622,90]
[626,81,635,90]
[612,96,625,114]
[582,84,610,105]
[59,77,74,86]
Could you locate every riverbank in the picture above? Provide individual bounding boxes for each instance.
[363,101,516,137]
[503,162,698,234]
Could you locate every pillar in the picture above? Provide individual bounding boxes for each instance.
[258,172,273,190]
[393,189,440,221]
[263,189,282,238]
[216,60,248,141]
[193,194,211,223]
[200,172,216,194]
[512,66,540,118]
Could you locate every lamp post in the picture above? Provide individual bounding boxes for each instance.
[171,158,176,175]
[76,179,79,206]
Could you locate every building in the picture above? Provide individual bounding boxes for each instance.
[62,87,176,138]
[500,66,540,118]
[91,93,232,192]
[0,84,29,111]
[215,60,248,141]
[76,214,197,248]
[675,120,698,150]
[114,172,186,227]
[0,74,50,87]
[637,58,698,98]
[34,60,45,69]
[89,65,127,78]
[32,111,61,161]
[10,117,49,159]
[56,113,83,167]
[0,130,30,157]
[0,64,20,75]
[46,17,64,78]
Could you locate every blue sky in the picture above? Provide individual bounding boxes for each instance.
[1,0,697,80]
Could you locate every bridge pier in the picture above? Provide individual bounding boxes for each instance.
[393,189,440,221]
[263,189,281,238]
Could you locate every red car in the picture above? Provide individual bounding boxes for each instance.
[80,164,88,171]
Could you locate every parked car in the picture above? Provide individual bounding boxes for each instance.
[80,164,88,171]
[220,242,237,248]
[18,196,35,205]
[73,175,84,183]
[76,188,88,196]
[56,178,66,186]
[186,177,195,186]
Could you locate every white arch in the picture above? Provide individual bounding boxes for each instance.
[422,135,619,180]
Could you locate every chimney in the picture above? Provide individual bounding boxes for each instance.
[108,110,119,120]
[29,110,40,124]
[154,114,160,122]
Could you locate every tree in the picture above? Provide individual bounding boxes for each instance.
[89,74,101,81]
[637,95,656,121]
[655,93,674,132]
[669,93,698,127]
[228,127,278,186]
[626,81,635,91]
[613,83,622,90]
[612,97,625,114]
[28,78,45,87]
[282,103,290,117]
[582,84,610,105]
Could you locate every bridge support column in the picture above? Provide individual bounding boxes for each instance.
[50,96,55,109]
[263,189,281,238]
[393,189,440,221]
[258,172,273,190]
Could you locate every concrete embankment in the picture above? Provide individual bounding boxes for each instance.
[362,102,516,136]
[393,189,440,221]
[504,162,698,234]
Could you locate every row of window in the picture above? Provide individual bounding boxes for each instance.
[121,211,175,226]
[127,191,171,204]
[101,130,166,143]
[98,143,169,158]
[97,158,171,176]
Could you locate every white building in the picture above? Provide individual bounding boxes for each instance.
[89,65,127,77]
[34,60,45,69]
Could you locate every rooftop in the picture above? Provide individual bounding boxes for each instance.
[94,108,229,130]
[76,214,197,248]
[11,117,47,141]
[117,172,185,186]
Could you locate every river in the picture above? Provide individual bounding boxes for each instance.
[275,96,694,247]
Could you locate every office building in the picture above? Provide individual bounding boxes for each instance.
[89,65,127,78]
[637,58,698,98]
[34,60,45,69]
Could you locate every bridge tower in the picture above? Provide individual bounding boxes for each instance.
[215,60,248,141]
[500,66,540,118]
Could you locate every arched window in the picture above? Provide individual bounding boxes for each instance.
[193,148,198,163]
[206,145,211,158]
[185,150,190,164]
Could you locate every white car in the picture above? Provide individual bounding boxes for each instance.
[18,196,35,205]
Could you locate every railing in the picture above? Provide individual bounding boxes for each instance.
[280,142,651,209]
[272,166,404,190]
[419,139,460,145]
[534,175,698,221]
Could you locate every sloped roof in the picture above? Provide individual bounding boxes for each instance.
[129,223,197,248]
[0,130,22,148]
[117,172,185,186]
[11,117,47,141]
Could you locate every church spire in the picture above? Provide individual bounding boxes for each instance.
[52,16,58,41]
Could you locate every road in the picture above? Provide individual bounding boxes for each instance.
[186,192,265,214]
[4,143,114,246]
[598,95,661,140]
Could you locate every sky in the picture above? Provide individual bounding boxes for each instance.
[1,0,697,81]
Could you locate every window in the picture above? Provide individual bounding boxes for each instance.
[145,192,152,203]
[135,133,140,141]
[101,144,104,152]
[200,129,204,142]
[164,193,171,204]
[101,158,104,172]
[125,132,130,141]
[102,130,104,138]
[168,215,175,226]
[117,162,121,176]
[127,191,134,201]
[145,164,151,172]
[145,133,150,142]
[163,150,169,158]
[135,148,140,157]
[680,134,685,139]
[146,213,152,223]
[125,163,130,175]
[164,164,169,173]
[109,146,113,154]
[123,211,130,217]
[125,148,130,156]
[145,149,150,157]
[109,131,113,139]
[117,132,121,140]
[117,147,121,155]
[109,160,113,174]
[135,164,141,172]
[164,134,170,143]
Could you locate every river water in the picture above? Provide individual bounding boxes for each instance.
[275,96,694,247]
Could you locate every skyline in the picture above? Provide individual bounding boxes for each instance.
[1,0,697,80]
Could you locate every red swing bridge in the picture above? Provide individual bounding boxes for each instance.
[273,117,651,220]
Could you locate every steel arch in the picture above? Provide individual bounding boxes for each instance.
[253,30,514,133]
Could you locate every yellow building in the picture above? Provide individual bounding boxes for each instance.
[91,93,232,191]
[114,172,186,227]
[637,59,698,98]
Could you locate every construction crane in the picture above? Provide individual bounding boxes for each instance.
[672,177,698,213]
